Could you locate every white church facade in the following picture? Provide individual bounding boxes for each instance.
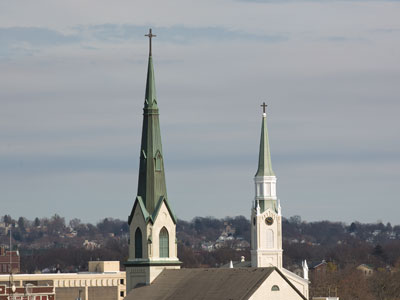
[250,104,309,298]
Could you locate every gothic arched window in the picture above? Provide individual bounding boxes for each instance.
[135,228,143,258]
[159,227,169,258]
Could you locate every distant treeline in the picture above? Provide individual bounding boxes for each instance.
[1,214,399,272]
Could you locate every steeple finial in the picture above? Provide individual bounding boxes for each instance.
[261,102,268,114]
[145,28,157,56]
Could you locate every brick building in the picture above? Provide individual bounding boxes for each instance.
[0,248,20,274]
[0,282,55,300]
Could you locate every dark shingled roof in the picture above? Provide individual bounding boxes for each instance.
[126,267,278,300]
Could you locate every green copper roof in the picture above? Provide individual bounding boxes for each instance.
[255,113,275,177]
[135,52,168,218]
[144,56,158,109]
[128,196,177,225]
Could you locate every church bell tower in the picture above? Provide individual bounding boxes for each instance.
[251,103,283,269]
[125,29,181,293]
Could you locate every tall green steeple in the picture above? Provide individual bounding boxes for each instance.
[255,103,275,177]
[136,29,167,216]
[125,30,180,292]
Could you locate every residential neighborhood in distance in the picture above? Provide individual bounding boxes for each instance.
[1,214,400,299]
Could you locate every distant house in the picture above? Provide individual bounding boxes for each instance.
[200,242,214,252]
[357,264,374,276]
[309,260,328,273]
[83,240,100,250]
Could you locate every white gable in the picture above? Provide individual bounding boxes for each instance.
[249,270,304,300]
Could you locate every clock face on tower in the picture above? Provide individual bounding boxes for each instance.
[265,217,274,226]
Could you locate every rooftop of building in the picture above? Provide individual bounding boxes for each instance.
[126,267,306,300]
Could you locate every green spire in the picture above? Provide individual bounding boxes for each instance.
[144,55,158,109]
[255,106,275,177]
[136,30,167,215]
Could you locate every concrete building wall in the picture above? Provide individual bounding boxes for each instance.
[88,261,119,273]
[88,286,118,300]
[56,287,86,300]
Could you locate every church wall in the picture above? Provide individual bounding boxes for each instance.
[126,201,180,292]
[248,271,304,300]
[126,266,148,291]
[129,204,148,260]
[257,209,281,251]
[149,265,180,283]
[151,201,178,260]
[252,208,283,268]
[282,269,309,299]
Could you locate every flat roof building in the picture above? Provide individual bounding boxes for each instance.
[0,261,126,300]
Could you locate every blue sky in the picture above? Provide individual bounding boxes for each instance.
[1,0,399,224]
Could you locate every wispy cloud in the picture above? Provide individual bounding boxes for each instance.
[316,35,369,43]
[0,24,288,59]
[0,27,80,57]
[1,0,400,224]
[76,24,288,44]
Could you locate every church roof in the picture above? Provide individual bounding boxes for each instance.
[128,195,177,225]
[255,109,275,177]
[125,267,307,300]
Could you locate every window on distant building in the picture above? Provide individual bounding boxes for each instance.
[271,285,280,291]
[120,291,124,297]
[159,227,169,258]
[135,228,143,258]
[120,279,124,285]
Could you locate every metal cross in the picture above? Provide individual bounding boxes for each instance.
[261,102,268,113]
[145,28,157,56]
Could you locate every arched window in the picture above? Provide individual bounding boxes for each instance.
[271,285,280,291]
[159,227,169,258]
[266,229,274,249]
[135,228,143,258]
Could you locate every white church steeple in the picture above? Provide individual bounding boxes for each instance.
[251,103,283,269]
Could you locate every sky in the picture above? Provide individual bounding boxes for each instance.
[1,0,399,225]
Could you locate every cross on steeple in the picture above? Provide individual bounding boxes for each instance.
[261,102,268,114]
[145,28,157,56]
